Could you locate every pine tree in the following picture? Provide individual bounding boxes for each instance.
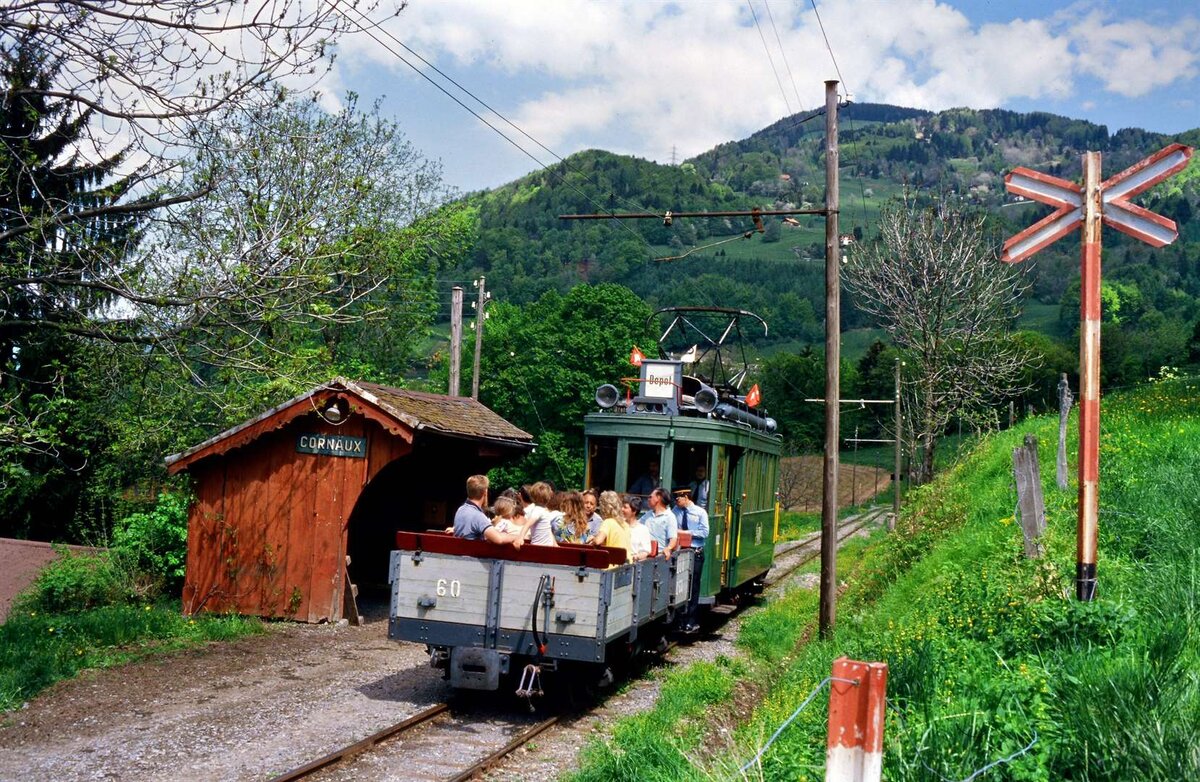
[1,28,144,360]
[0,30,145,538]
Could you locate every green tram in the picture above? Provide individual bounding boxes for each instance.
[583,308,783,604]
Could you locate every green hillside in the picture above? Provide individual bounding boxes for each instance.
[450,104,1200,389]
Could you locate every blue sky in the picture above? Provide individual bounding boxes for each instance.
[323,1,1200,193]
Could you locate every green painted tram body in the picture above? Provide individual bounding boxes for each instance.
[583,408,781,602]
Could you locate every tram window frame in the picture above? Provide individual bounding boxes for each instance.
[586,437,618,492]
[624,442,666,497]
[670,442,712,505]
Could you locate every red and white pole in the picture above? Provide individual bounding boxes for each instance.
[1077,151,1102,601]
[825,658,888,782]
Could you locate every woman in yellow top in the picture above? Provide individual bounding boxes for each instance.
[591,490,632,564]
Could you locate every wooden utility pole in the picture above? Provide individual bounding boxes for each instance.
[893,358,902,525]
[471,276,490,400]
[819,79,840,639]
[449,286,463,396]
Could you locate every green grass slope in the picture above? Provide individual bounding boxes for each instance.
[568,377,1200,781]
[734,377,1200,781]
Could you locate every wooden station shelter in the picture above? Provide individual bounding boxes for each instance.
[166,378,533,623]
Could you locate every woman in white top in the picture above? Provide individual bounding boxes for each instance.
[623,495,653,562]
[520,481,558,546]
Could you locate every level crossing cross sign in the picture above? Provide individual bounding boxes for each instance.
[1002,143,1193,601]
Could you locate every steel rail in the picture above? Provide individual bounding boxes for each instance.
[767,508,884,587]
[447,715,561,782]
[267,702,450,782]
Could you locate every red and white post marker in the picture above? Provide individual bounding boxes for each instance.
[1003,143,1192,600]
[825,657,888,782]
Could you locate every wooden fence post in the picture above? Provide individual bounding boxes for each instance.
[1012,434,1046,558]
[825,657,888,782]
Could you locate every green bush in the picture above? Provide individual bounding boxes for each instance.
[14,549,128,614]
[111,491,190,592]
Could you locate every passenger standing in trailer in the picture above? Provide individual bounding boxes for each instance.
[673,487,709,632]
[623,496,653,561]
[644,487,679,559]
[453,475,524,548]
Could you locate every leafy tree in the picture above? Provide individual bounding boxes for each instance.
[151,95,460,405]
[477,284,658,488]
[0,0,376,246]
[845,195,1034,483]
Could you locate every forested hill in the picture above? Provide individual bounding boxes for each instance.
[452,102,1200,380]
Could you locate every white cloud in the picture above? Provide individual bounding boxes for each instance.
[1070,11,1200,96]
[331,0,1200,170]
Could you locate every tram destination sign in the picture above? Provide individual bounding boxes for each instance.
[296,433,366,458]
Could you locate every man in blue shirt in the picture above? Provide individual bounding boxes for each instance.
[628,460,661,498]
[689,465,710,510]
[673,487,709,548]
[453,475,523,548]
[644,487,678,559]
[673,486,709,633]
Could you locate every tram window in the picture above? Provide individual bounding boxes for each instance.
[626,444,663,497]
[671,443,712,508]
[587,438,617,492]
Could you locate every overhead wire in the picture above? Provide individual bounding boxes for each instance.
[809,0,846,89]
[763,0,804,111]
[746,0,793,116]
[336,1,668,255]
[804,0,870,238]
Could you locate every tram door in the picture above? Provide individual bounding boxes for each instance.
[712,445,742,589]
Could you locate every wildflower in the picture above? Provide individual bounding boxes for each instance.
[48,627,54,633]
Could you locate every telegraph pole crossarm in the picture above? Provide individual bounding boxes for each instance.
[558,207,828,221]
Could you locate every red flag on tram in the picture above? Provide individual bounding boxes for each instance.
[745,383,761,408]
[630,346,645,366]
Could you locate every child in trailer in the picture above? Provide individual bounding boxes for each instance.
[519,481,558,546]
[490,496,522,535]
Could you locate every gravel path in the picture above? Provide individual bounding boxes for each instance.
[0,620,444,781]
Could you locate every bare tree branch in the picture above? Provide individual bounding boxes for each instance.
[845,192,1035,482]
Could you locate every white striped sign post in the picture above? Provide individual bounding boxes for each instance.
[1002,143,1193,600]
[825,657,888,782]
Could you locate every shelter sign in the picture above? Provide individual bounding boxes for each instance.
[296,433,367,458]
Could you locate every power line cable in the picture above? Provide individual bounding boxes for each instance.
[763,0,805,111]
[339,3,668,234]
[746,0,793,116]
[809,0,847,89]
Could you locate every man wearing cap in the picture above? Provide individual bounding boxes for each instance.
[673,485,708,633]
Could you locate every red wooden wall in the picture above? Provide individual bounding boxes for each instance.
[182,412,411,622]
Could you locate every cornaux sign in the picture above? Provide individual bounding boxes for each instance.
[296,434,367,458]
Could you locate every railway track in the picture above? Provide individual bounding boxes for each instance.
[269,702,557,782]
[766,506,888,587]
[270,508,884,781]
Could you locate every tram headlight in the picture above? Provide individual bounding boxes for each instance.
[694,385,718,413]
[595,384,620,409]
